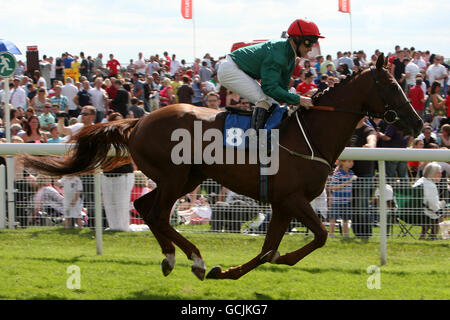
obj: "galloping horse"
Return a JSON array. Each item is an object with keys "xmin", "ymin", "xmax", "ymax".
[{"xmin": 23, "ymin": 54, "xmax": 422, "ymax": 280}]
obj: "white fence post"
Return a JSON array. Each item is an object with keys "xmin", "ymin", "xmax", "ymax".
[
  {"xmin": 0, "ymin": 165, "xmax": 6, "ymax": 229},
  {"xmin": 94, "ymin": 172, "xmax": 103, "ymax": 256},
  {"xmin": 378, "ymin": 160, "xmax": 387, "ymax": 266},
  {"xmin": 6, "ymin": 156, "xmax": 15, "ymax": 229}
]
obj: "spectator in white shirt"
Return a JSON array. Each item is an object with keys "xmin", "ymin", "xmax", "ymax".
[
  {"xmin": 146, "ymin": 56, "xmax": 160, "ymax": 77},
  {"xmin": 170, "ymin": 54, "xmax": 182, "ymax": 76},
  {"xmin": 61, "ymin": 77, "xmax": 80, "ymax": 118},
  {"xmin": 57, "ymin": 105, "xmax": 96, "ymax": 138},
  {"xmin": 404, "ymin": 58, "xmax": 420, "ymax": 91},
  {"xmin": 48, "ymin": 57, "xmax": 56, "ymax": 84},
  {"xmin": 0, "ymin": 83, "xmax": 4, "ymax": 105},
  {"xmin": 413, "ymin": 162, "xmax": 447, "ymax": 239},
  {"xmin": 134, "ymin": 52, "xmax": 146, "ymax": 75},
  {"xmin": 412, "ymin": 51, "xmax": 427, "ymax": 72},
  {"xmin": 33, "ymin": 70, "xmax": 47, "ymax": 90},
  {"xmin": 9, "ymin": 78, "xmax": 27, "ymax": 109},
  {"xmin": 426, "ymin": 55, "xmax": 448, "ymax": 87},
  {"xmin": 88, "ymin": 78, "xmax": 108, "ymax": 123}
]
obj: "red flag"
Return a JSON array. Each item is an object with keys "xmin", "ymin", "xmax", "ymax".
[
  {"xmin": 338, "ymin": 0, "xmax": 351, "ymax": 13},
  {"xmin": 181, "ymin": 0, "xmax": 192, "ymax": 19}
]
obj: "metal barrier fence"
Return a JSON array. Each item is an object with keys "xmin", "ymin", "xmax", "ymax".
[
  {"xmin": 1, "ymin": 145, "xmax": 450, "ymax": 264},
  {"xmin": 3, "ymin": 171, "xmax": 449, "ymax": 241}
]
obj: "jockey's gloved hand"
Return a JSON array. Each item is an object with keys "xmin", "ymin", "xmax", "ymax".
[{"xmin": 299, "ymin": 96, "xmax": 313, "ymax": 109}]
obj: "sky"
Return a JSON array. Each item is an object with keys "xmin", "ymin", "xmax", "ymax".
[{"xmin": 1, "ymin": 0, "xmax": 449, "ymax": 64}]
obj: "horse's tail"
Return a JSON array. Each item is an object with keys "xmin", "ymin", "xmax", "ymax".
[{"xmin": 22, "ymin": 119, "xmax": 140, "ymax": 176}]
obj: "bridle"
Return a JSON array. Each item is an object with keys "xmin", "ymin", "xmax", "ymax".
[
  {"xmin": 310, "ymin": 66, "xmax": 411, "ymax": 125},
  {"xmin": 278, "ymin": 66, "xmax": 412, "ymax": 168},
  {"xmin": 367, "ymin": 66, "xmax": 411, "ymax": 124}
]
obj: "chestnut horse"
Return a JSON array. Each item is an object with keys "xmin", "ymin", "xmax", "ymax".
[{"xmin": 23, "ymin": 54, "xmax": 422, "ymax": 280}]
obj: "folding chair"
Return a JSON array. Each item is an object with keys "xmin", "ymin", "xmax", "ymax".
[{"xmin": 393, "ymin": 183, "xmax": 426, "ymax": 239}]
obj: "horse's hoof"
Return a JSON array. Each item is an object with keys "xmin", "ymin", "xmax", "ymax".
[
  {"xmin": 161, "ymin": 258, "xmax": 174, "ymax": 277},
  {"xmin": 260, "ymin": 250, "xmax": 280, "ymax": 264},
  {"xmin": 191, "ymin": 265, "xmax": 206, "ymax": 281},
  {"xmin": 206, "ymin": 266, "xmax": 222, "ymax": 279},
  {"xmin": 190, "ymin": 253, "xmax": 206, "ymax": 280}
]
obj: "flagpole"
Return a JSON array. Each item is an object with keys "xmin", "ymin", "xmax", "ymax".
[
  {"xmin": 181, "ymin": 0, "xmax": 195, "ymax": 62},
  {"xmin": 338, "ymin": 0, "xmax": 352, "ymax": 54},
  {"xmin": 193, "ymin": 7, "xmax": 196, "ymax": 62},
  {"xmin": 349, "ymin": 12, "xmax": 353, "ymax": 54}
]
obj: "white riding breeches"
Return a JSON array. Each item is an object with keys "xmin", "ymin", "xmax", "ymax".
[{"xmin": 217, "ymin": 55, "xmax": 275, "ymax": 110}]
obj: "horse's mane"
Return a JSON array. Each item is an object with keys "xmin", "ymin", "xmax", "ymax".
[
  {"xmin": 311, "ymin": 68, "xmax": 364, "ymax": 105},
  {"xmin": 276, "ymin": 68, "xmax": 366, "ymax": 132}
]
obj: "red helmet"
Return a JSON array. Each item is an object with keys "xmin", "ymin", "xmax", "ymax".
[{"xmin": 287, "ymin": 19, "xmax": 325, "ymax": 38}]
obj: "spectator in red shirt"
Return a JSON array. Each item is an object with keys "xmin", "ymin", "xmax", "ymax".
[
  {"xmin": 292, "ymin": 57, "xmax": 303, "ymax": 78},
  {"xmin": 105, "ymin": 77, "xmax": 118, "ymax": 110},
  {"xmin": 106, "ymin": 54, "xmax": 121, "ymax": 77},
  {"xmin": 388, "ymin": 54, "xmax": 396, "ymax": 75},
  {"xmin": 163, "ymin": 51, "xmax": 171, "ymax": 70},
  {"xmin": 130, "ymin": 171, "xmax": 155, "ymax": 225},
  {"xmin": 408, "ymin": 138, "xmax": 425, "ymax": 178},
  {"xmin": 296, "ymin": 71, "xmax": 317, "ymax": 96},
  {"xmin": 409, "ymin": 78, "xmax": 427, "ymax": 119},
  {"xmin": 446, "ymin": 88, "xmax": 450, "ymax": 118}
]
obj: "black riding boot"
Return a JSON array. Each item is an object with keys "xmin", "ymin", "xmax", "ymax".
[{"xmin": 251, "ymin": 107, "xmax": 269, "ymax": 131}]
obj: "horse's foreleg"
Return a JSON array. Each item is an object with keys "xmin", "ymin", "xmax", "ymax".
[
  {"xmin": 274, "ymin": 197, "xmax": 328, "ymax": 266},
  {"xmin": 206, "ymin": 206, "xmax": 291, "ymax": 280}
]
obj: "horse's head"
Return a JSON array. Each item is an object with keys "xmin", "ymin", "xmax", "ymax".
[{"xmin": 365, "ymin": 53, "xmax": 423, "ymax": 137}]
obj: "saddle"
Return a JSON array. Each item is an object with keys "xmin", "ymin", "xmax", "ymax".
[
  {"xmin": 225, "ymin": 105, "xmax": 253, "ymax": 116},
  {"xmin": 223, "ymin": 104, "xmax": 287, "ymax": 148},
  {"xmin": 225, "ymin": 104, "xmax": 279, "ymax": 117},
  {"xmin": 223, "ymin": 104, "xmax": 287, "ymax": 204}
]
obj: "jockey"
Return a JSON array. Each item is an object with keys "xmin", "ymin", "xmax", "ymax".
[{"xmin": 218, "ymin": 19, "xmax": 325, "ymax": 131}]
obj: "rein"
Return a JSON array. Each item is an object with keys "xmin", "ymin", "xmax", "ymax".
[
  {"xmin": 278, "ymin": 143, "xmax": 332, "ymax": 169},
  {"xmin": 278, "ymin": 109, "xmax": 332, "ymax": 170}
]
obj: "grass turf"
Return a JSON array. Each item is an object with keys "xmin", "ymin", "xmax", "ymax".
[{"xmin": 0, "ymin": 227, "xmax": 448, "ymax": 300}]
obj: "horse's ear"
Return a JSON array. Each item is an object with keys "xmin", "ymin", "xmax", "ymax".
[{"xmin": 376, "ymin": 53, "xmax": 385, "ymax": 70}]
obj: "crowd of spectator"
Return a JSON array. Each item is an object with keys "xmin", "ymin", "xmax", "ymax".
[
  {"xmin": 0, "ymin": 44, "xmax": 448, "ymax": 235},
  {"xmin": 0, "ymin": 46, "xmax": 449, "ymax": 144}
]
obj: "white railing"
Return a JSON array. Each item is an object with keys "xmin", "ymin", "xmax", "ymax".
[
  {"xmin": 1, "ymin": 144, "xmax": 449, "ymax": 264},
  {"xmin": 1, "ymin": 144, "xmax": 449, "ymax": 160}
]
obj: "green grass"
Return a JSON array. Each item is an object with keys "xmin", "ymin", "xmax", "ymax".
[{"xmin": 0, "ymin": 227, "xmax": 448, "ymax": 300}]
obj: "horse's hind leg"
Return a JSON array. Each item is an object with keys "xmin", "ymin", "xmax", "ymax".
[
  {"xmin": 206, "ymin": 205, "xmax": 291, "ymax": 280},
  {"xmin": 148, "ymin": 179, "xmax": 208, "ymax": 280},
  {"xmin": 134, "ymin": 189, "xmax": 177, "ymax": 276},
  {"xmin": 273, "ymin": 197, "xmax": 328, "ymax": 266}
]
